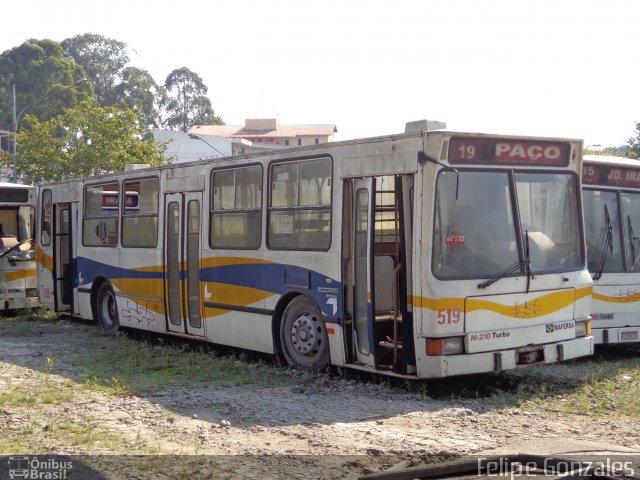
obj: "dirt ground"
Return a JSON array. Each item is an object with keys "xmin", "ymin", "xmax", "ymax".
[{"xmin": 1, "ymin": 318, "xmax": 639, "ymax": 479}]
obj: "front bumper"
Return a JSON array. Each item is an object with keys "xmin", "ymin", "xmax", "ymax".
[{"xmin": 416, "ymin": 335, "xmax": 594, "ymax": 378}]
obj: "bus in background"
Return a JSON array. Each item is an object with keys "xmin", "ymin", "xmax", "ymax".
[
  {"xmin": 0, "ymin": 182, "xmax": 37, "ymax": 311},
  {"xmin": 36, "ymin": 121, "xmax": 593, "ymax": 378},
  {"xmin": 582, "ymin": 154, "xmax": 640, "ymax": 345}
]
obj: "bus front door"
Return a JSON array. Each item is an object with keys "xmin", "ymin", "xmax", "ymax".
[
  {"xmin": 54, "ymin": 203, "xmax": 75, "ymax": 313},
  {"xmin": 164, "ymin": 192, "xmax": 204, "ymax": 337},
  {"xmin": 352, "ymin": 178, "xmax": 377, "ymax": 367}
]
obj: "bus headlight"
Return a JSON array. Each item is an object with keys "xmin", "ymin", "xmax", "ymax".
[
  {"xmin": 575, "ymin": 320, "xmax": 590, "ymax": 337},
  {"xmin": 426, "ymin": 337, "xmax": 464, "ymax": 356}
]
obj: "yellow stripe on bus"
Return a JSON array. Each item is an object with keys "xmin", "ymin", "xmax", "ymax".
[
  {"xmin": 4, "ymin": 270, "xmax": 36, "ymax": 282},
  {"xmin": 410, "ymin": 286, "xmax": 592, "ymax": 319},
  {"xmin": 36, "ymin": 247, "xmax": 53, "ymax": 274},
  {"xmin": 203, "ymin": 282, "xmax": 273, "ymax": 317},
  {"xmin": 409, "ymin": 296, "xmax": 465, "ymax": 311},
  {"xmin": 593, "ymin": 290, "xmax": 640, "ymax": 303},
  {"xmin": 200, "ymin": 257, "xmax": 275, "ymax": 268}
]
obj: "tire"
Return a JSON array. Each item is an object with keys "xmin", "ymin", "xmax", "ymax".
[
  {"xmin": 280, "ymin": 296, "xmax": 330, "ymax": 371},
  {"xmin": 96, "ymin": 282, "xmax": 119, "ymax": 335}
]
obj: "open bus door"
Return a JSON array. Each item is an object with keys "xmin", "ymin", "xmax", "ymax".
[
  {"xmin": 164, "ymin": 192, "xmax": 205, "ymax": 337},
  {"xmin": 352, "ymin": 178, "xmax": 377, "ymax": 367},
  {"xmin": 345, "ymin": 176, "xmax": 415, "ymax": 373},
  {"xmin": 54, "ymin": 203, "xmax": 75, "ymax": 313}
]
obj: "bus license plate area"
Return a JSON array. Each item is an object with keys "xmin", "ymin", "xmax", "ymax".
[{"xmin": 516, "ymin": 346, "xmax": 544, "ymax": 365}]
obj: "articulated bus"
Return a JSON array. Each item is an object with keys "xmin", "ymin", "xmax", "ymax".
[
  {"xmin": 582, "ymin": 154, "xmax": 640, "ymax": 345},
  {"xmin": 36, "ymin": 121, "xmax": 593, "ymax": 378},
  {"xmin": 0, "ymin": 182, "xmax": 37, "ymax": 311}
]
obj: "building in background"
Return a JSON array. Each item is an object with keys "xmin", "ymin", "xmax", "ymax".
[
  {"xmin": 155, "ymin": 119, "xmax": 337, "ymax": 164},
  {"xmin": 152, "ymin": 130, "xmax": 234, "ymax": 164},
  {"xmin": 189, "ymin": 118, "xmax": 337, "ymax": 149}
]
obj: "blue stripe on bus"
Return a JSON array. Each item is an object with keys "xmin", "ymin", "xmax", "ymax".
[
  {"xmin": 77, "ymin": 257, "xmax": 164, "ymax": 281},
  {"xmin": 75, "ymin": 257, "xmax": 344, "ymax": 322}
]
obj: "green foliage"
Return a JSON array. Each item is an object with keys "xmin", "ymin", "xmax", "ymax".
[
  {"xmin": 5, "ymin": 99, "xmax": 166, "ymax": 184},
  {"xmin": 113, "ymin": 67, "xmax": 168, "ymax": 128},
  {"xmin": 3, "ymin": 35, "xmax": 224, "ymax": 141},
  {"xmin": 164, "ymin": 67, "xmax": 224, "ymax": 132},
  {"xmin": 61, "ymin": 33, "xmax": 129, "ymax": 106},
  {"xmin": 82, "ymin": 335, "xmax": 278, "ymax": 392},
  {"xmin": 0, "ymin": 39, "xmax": 91, "ymax": 130},
  {"xmin": 628, "ymin": 121, "xmax": 640, "ymax": 159}
]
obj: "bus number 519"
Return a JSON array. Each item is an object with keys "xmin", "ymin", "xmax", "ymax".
[{"xmin": 437, "ymin": 308, "xmax": 461, "ymax": 325}]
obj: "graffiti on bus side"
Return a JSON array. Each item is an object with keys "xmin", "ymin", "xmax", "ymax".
[{"xmin": 120, "ymin": 300, "xmax": 155, "ymax": 325}]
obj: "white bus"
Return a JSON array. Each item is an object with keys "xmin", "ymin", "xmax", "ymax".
[
  {"xmin": 582, "ymin": 154, "xmax": 640, "ymax": 344},
  {"xmin": 36, "ymin": 121, "xmax": 593, "ymax": 378},
  {"xmin": 0, "ymin": 182, "xmax": 37, "ymax": 312}
]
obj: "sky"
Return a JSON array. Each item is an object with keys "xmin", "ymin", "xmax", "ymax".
[{"xmin": 2, "ymin": 0, "xmax": 639, "ymax": 148}]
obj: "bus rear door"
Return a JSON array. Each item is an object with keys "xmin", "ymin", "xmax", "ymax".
[{"xmin": 164, "ymin": 192, "xmax": 204, "ymax": 337}]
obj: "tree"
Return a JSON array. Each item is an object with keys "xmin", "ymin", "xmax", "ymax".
[
  {"xmin": 61, "ymin": 33, "xmax": 129, "ymax": 106},
  {"xmin": 628, "ymin": 122, "xmax": 640, "ymax": 159},
  {"xmin": 0, "ymin": 39, "xmax": 91, "ymax": 130},
  {"xmin": 164, "ymin": 67, "xmax": 223, "ymax": 132},
  {"xmin": 112, "ymin": 67, "xmax": 168, "ymax": 129},
  {"xmin": 5, "ymin": 99, "xmax": 166, "ymax": 184}
]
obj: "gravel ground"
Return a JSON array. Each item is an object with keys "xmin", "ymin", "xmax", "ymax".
[{"xmin": 1, "ymin": 318, "xmax": 639, "ymax": 479}]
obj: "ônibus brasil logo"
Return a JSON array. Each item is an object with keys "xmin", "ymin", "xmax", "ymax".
[{"xmin": 7, "ymin": 456, "xmax": 73, "ymax": 479}]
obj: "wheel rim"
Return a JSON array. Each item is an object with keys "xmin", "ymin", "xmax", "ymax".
[
  {"xmin": 289, "ymin": 313, "xmax": 321, "ymax": 356},
  {"xmin": 101, "ymin": 291, "xmax": 116, "ymax": 326}
]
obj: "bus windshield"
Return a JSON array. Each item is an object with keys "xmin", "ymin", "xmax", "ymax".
[
  {"xmin": 433, "ymin": 170, "xmax": 582, "ymax": 279},
  {"xmin": 0, "ymin": 205, "xmax": 34, "ymax": 256},
  {"xmin": 583, "ymin": 189, "xmax": 624, "ymax": 273}
]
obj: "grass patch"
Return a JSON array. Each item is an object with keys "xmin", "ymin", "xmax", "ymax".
[
  {"xmin": 0, "ymin": 385, "xmax": 73, "ymax": 408},
  {"xmin": 75, "ymin": 332, "xmax": 287, "ymax": 393},
  {"xmin": 1, "ymin": 310, "xmax": 287, "ymax": 393},
  {"xmin": 526, "ymin": 364, "xmax": 640, "ymax": 418},
  {"xmin": 0, "ymin": 309, "xmax": 61, "ymax": 336},
  {"xmin": 481, "ymin": 360, "xmax": 640, "ymax": 419},
  {"xmin": 49, "ymin": 420, "xmax": 120, "ymax": 449}
]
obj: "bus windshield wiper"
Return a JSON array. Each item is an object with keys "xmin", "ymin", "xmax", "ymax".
[
  {"xmin": 477, "ymin": 261, "xmax": 525, "ymax": 289},
  {"xmin": 593, "ymin": 204, "xmax": 614, "ymax": 280},
  {"xmin": 524, "ymin": 230, "xmax": 533, "ymax": 293},
  {"xmin": 627, "ymin": 214, "xmax": 640, "ymax": 269},
  {"xmin": 477, "ymin": 230, "xmax": 533, "ymax": 290}
]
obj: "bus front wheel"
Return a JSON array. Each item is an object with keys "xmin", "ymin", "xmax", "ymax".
[
  {"xmin": 280, "ymin": 296, "xmax": 329, "ymax": 371},
  {"xmin": 96, "ymin": 283, "xmax": 119, "ymax": 335}
]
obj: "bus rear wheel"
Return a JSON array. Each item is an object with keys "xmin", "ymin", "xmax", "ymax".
[
  {"xmin": 280, "ymin": 296, "xmax": 329, "ymax": 371},
  {"xmin": 96, "ymin": 283, "xmax": 119, "ymax": 335}
]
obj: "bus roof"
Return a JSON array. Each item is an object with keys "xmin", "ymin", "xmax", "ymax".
[
  {"xmin": 38, "ymin": 125, "xmax": 585, "ymax": 187},
  {"xmin": 584, "ymin": 154, "xmax": 640, "ymax": 168},
  {"xmin": 0, "ymin": 182, "xmax": 35, "ymax": 188}
]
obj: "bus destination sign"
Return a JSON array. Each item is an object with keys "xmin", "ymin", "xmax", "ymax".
[
  {"xmin": 448, "ymin": 137, "xmax": 570, "ymax": 166},
  {"xmin": 583, "ymin": 164, "xmax": 640, "ymax": 188}
]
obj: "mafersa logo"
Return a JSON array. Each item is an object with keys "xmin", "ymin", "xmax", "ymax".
[{"xmin": 545, "ymin": 321, "xmax": 575, "ymax": 334}]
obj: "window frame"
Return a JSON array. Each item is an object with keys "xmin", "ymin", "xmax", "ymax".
[
  {"xmin": 121, "ymin": 176, "xmax": 160, "ymax": 249},
  {"xmin": 82, "ymin": 181, "xmax": 121, "ymax": 248},
  {"xmin": 267, "ymin": 155, "xmax": 333, "ymax": 252},
  {"xmin": 40, "ymin": 189, "xmax": 52, "ymax": 246},
  {"xmin": 209, "ymin": 163, "xmax": 263, "ymax": 250}
]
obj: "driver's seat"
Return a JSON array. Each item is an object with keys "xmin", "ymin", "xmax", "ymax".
[{"xmin": 0, "ymin": 223, "xmax": 19, "ymax": 250}]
